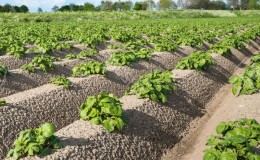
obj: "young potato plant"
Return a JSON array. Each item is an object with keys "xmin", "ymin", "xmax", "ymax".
[
  {"xmin": 80, "ymin": 93, "xmax": 125, "ymax": 132},
  {"xmin": 251, "ymin": 54, "xmax": 260, "ymax": 64},
  {"xmin": 134, "ymin": 48, "xmax": 153, "ymax": 59},
  {"xmin": 154, "ymin": 40, "xmax": 178, "ymax": 52},
  {"xmin": 229, "ymin": 63, "xmax": 260, "ymax": 96},
  {"xmin": 71, "ymin": 61, "xmax": 106, "ymax": 77},
  {"xmin": 0, "ymin": 63, "xmax": 9, "ymax": 76},
  {"xmin": 6, "ymin": 42, "xmax": 25, "ymax": 58},
  {"xmin": 76, "ymin": 49, "xmax": 98, "ymax": 58},
  {"xmin": 106, "ymin": 50, "xmax": 137, "ymax": 66},
  {"xmin": 175, "ymin": 51, "xmax": 214, "ymax": 73},
  {"xmin": 7, "ymin": 122, "xmax": 62, "ymax": 160},
  {"xmin": 106, "ymin": 49, "xmax": 152, "ymax": 66},
  {"xmin": 124, "ymin": 39, "xmax": 148, "ymax": 50},
  {"xmin": 50, "ymin": 75, "xmax": 72, "ymax": 89},
  {"xmin": 21, "ymin": 55, "xmax": 55, "ymax": 73},
  {"xmin": 0, "ymin": 98, "xmax": 6, "ymax": 106},
  {"xmin": 65, "ymin": 53, "xmax": 77, "ymax": 59},
  {"xmin": 208, "ymin": 41, "xmax": 232, "ymax": 55},
  {"xmin": 107, "ymin": 44, "xmax": 122, "ymax": 50},
  {"xmin": 176, "ymin": 35, "xmax": 203, "ymax": 47},
  {"xmin": 203, "ymin": 118, "xmax": 260, "ymax": 160},
  {"xmin": 126, "ymin": 70, "xmax": 176, "ymax": 104}
]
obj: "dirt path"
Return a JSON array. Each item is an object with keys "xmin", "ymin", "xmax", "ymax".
[{"xmin": 162, "ymin": 64, "xmax": 260, "ymax": 160}]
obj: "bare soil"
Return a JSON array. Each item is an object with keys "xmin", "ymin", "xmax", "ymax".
[{"xmin": 162, "ymin": 60, "xmax": 260, "ymax": 160}]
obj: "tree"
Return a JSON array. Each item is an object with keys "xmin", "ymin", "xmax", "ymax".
[
  {"xmin": 112, "ymin": 1, "xmax": 121, "ymax": 10},
  {"xmin": 2, "ymin": 4, "xmax": 13, "ymax": 12},
  {"xmin": 158, "ymin": 0, "xmax": 177, "ymax": 10},
  {"xmin": 59, "ymin": 5, "xmax": 70, "ymax": 11},
  {"xmin": 13, "ymin": 6, "xmax": 20, "ymax": 12},
  {"xmin": 248, "ymin": 0, "xmax": 260, "ymax": 9},
  {"xmin": 133, "ymin": 1, "xmax": 148, "ymax": 10},
  {"xmin": 177, "ymin": 0, "xmax": 189, "ymax": 9},
  {"xmin": 228, "ymin": 0, "xmax": 239, "ymax": 9},
  {"xmin": 239, "ymin": 0, "xmax": 249, "ymax": 9},
  {"xmin": 186, "ymin": 0, "xmax": 210, "ymax": 9},
  {"xmin": 146, "ymin": 0, "xmax": 156, "ymax": 10},
  {"xmin": 69, "ymin": 3, "xmax": 78, "ymax": 11},
  {"xmin": 52, "ymin": 5, "xmax": 59, "ymax": 12},
  {"xmin": 208, "ymin": 0, "xmax": 227, "ymax": 9},
  {"xmin": 101, "ymin": 0, "xmax": 113, "ymax": 11},
  {"xmin": 84, "ymin": 2, "xmax": 96, "ymax": 11},
  {"xmin": 19, "ymin": 5, "xmax": 29, "ymax": 12},
  {"xmin": 37, "ymin": 7, "xmax": 43, "ymax": 13},
  {"xmin": 121, "ymin": 1, "xmax": 132, "ymax": 10}
]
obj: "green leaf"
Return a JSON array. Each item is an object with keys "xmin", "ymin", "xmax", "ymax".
[
  {"xmin": 232, "ymin": 83, "xmax": 241, "ymax": 95},
  {"xmin": 229, "ymin": 135, "xmax": 246, "ymax": 145},
  {"xmin": 40, "ymin": 122, "xmax": 56, "ymax": 138},
  {"xmin": 216, "ymin": 122, "xmax": 229, "ymax": 134},
  {"xmin": 219, "ymin": 150, "xmax": 237, "ymax": 160},
  {"xmin": 90, "ymin": 117, "xmax": 101, "ymax": 125},
  {"xmin": 103, "ymin": 119, "xmax": 115, "ymax": 132}
]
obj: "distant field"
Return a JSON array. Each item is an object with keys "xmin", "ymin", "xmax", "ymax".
[{"xmin": 0, "ymin": 10, "xmax": 260, "ymax": 22}]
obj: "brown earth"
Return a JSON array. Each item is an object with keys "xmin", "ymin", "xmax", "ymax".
[{"xmin": 162, "ymin": 59, "xmax": 260, "ymax": 160}]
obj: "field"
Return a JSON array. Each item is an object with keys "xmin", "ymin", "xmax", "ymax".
[{"xmin": 1, "ymin": 11, "xmax": 260, "ymax": 160}]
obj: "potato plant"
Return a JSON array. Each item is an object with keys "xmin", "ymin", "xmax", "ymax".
[
  {"xmin": 0, "ymin": 98, "xmax": 6, "ymax": 106},
  {"xmin": 21, "ymin": 55, "xmax": 55, "ymax": 73},
  {"xmin": 229, "ymin": 63, "xmax": 260, "ymax": 96},
  {"xmin": 80, "ymin": 93, "xmax": 125, "ymax": 132},
  {"xmin": 106, "ymin": 49, "xmax": 152, "ymax": 66},
  {"xmin": 71, "ymin": 61, "xmax": 106, "ymax": 77},
  {"xmin": 176, "ymin": 51, "xmax": 214, "ymax": 73},
  {"xmin": 50, "ymin": 75, "xmax": 72, "ymax": 89},
  {"xmin": 203, "ymin": 118, "xmax": 260, "ymax": 160},
  {"xmin": 7, "ymin": 123, "xmax": 62, "ymax": 159},
  {"xmin": 126, "ymin": 70, "xmax": 176, "ymax": 104},
  {"xmin": 0, "ymin": 63, "xmax": 9, "ymax": 76}
]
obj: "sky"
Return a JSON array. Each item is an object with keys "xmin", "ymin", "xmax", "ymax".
[{"xmin": 0, "ymin": 0, "xmax": 145, "ymax": 12}]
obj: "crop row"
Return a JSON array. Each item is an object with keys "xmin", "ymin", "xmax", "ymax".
[
  {"xmin": 0, "ymin": 23, "xmax": 259, "ymax": 100},
  {"xmin": 1, "ymin": 18, "xmax": 260, "ymax": 159},
  {"xmin": 0, "ymin": 19, "xmax": 255, "ymax": 60},
  {"xmin": 1, "ymin": 34, "xmax": 258, "ymax": 159}
]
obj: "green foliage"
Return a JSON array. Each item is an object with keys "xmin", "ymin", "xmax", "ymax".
[
  {"xmin": 208, "ymin": 41, "xmax": 232, "ymax": 55},
  {"xmin": 154, "ymin": 40, "xmax": 178, "ymax": 52},
  {"xmin": 80, "ymin": 93, "xmax": 125, "ymax": 132},
  {"xmin": 7, "ymin": 122, "xmax": 62, "ymax": 159},
  {"xmin": 6, "ymin": 42, "xmax": 25, "ymax": 58},
  {"xmin": 135, "ymin": 48, "xmax": 153, "ymax": 59},
  {"xmin": 203, "ymin": 118, "xmax": 260, "ymax": 160},
  {"xmin": 107, "ymin": 44, "xmax": 122, "ymax": 49},
  {"xmin": 126, "ymin": 70, "xmax": 176, "ymax": 104},
  {"xmin": 76, "ymin": 49, "xmax": 98, "ymax": 58},
  {"xmin": 71, "ymin": 61, "xmax": 106, "ymax": 77},
  {"xmin": 0, "ymin": 63, "xmax": 9, "ymax": 76},
  {"xmin": 229, "ymin": 63, "xmax": 260, "ymax": 96},
  {"xmin": 106, "ymin": 50, "xmax": 136, "ymax": 66},
  {"xmin": 50, "ymin": 75, "xmax": 72, "ymax": 89},
  {"xmin": 106, "ymin": 49, "xmax": 152, "ymax": 66},
  {"xmin": 0, "ymin": 98, "xmax": 6, "ymax": 106},
  {"xmin": 251, "ymin": 54, "xmax": 260, "ymax": 64},
  {"xmin": 21, "ymin": 55, "xmax": 55, "ymax": 73},
  {"xmin": 65, "ymin": 53, "xmax": 77, "ymax": 59},
  {"xmin": 175, "ymin": 51, "xmax": 214, "ymax": 73}
]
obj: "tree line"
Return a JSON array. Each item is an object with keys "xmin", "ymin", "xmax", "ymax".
[
  {"xmin": 0, "ymin": 0, "xmax": 260, "ymax": 13},
  {"xmin": 53, "ymin": 0, "xmax": 260, "ymax": 11},
  {"xmin": 0, "ymin": 4, "xmax": 29, "ymax": 12}
]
